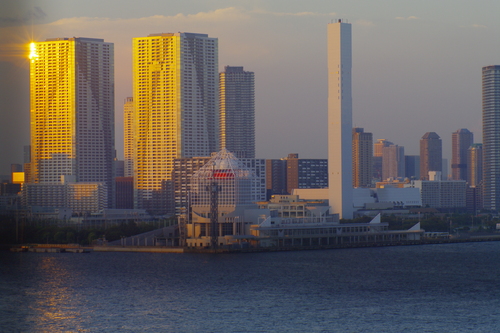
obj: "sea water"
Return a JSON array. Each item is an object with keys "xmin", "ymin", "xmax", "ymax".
[{"xmin": 2, "ymin": 242, "xmax": 500, "ymax": 332}]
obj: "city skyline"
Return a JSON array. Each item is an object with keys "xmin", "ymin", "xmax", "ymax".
[{"xmin": 1, "ymin": 1, "xmax": 498, "ymax": 174}]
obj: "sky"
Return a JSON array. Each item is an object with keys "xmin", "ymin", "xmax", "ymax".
[{"xmin": 1, "ymin": 0, "xmax": 500, "ymax": 175}]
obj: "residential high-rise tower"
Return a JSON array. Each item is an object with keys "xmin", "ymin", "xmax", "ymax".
[
  {"xmin": 328, "ymin": 20, "xmax": 353, "ymax": 219},
  {"xmin": 219, "ymin": 66, "xmax": 255, "ymax": 158},
  {"xmin": 468, "ymin": 143, "xmax": 483, "ymax": 188},
  {"xmin": 29, "ymin": 37, "xmax": 114, "ymax": 205},
  {"xmin": 420, "ymin": 132, "xmax": 442, "ymax": 180},
  {"xmin": 132, "ymin": 33, "xmax": 218, "ymax": 212},
  {"xmin": 382, "ymin": 144, "xmax": 405, "ymax": 180},
  {"xmin": 352, "ymin": 128, "xmax": 372, "ymax": 187},
  {"xmin": 373, "ymin": 139, "xmax": 392, "ymax": 180},
  {"xmin": 451, "ymin": 128, "xmax": 473, "ymax": 181},
  {"xmin": 124, "ymin": 97, "xmax": 134, "ymax": 178},
  {"xmin": 482, "ymin": 65, "xmax": 500, "ymax": 211}
]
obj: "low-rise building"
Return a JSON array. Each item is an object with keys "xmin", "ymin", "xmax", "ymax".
[
  {"xmin": 406, "ymin": 177, "xmax": 466, "ymax": 209},
  {"xmin": 22, "ymin": 181, "xmax": 107, "ymax": 215}
]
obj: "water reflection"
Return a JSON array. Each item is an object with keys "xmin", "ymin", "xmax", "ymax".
[{"xmin": 18, "ymin": 255, "xmax": 87, "ymax": 332}]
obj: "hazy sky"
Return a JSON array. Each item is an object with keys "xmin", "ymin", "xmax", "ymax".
[{"xmin": 2, "ymin": 0, "xmax": 499, "ymax": 175}]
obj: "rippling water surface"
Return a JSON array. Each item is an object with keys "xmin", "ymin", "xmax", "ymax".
[{"xmin": 2, "ymin": 242, "xmax": 500, "ymax": 332}]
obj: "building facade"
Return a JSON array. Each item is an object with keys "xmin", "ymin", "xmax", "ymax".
[
  {"xmin": 328, "ymin": 20, "xmax": 353, "ymax": 219},
  {"xmin": 115, "ymin": 177, "xmax": 134, "ymax": 209},
  {"xmin": 407, "ymin": 180, "xmax": 466, "ymax": 209},
  {"xmin": 373, "ymin": 139, "xmax": 392, "ymax": 180},
  {"xmin": 132, "ymin": 32, "xmax": 218, "ymax": 212},
  {"xmin": 468, "ymin": 143, "xmax": 483, "ymax": 187},
  {"xmin": 451, "ymin": 128, "xmax": 473, "ymax": 181},
  {"xmin": 420, "ymin": 132, "xmax": 442, "ymax": 180},
  {"xmin": 352, "ymin": 128, "xmax": 373, "ymax": 187},
  {"xmin": 466, "ymin": 185, "xmax": 483, "ymax": 213},
  {"xmin": 266, "ymin": 154, "xmax": 328, "ymax": 197},
  {"xmin": 382, "ymin": 144, "xmax": 405, "ymax": 180},
  {"xmin": 22, "ymin": 182, "xmax": 108, "ymax": 215},
  {"xmin": 265, "ymin": 159, "xmax": 288, "ymax": 197},
  {"xmin": 29, "ymin": 37, "xmax": 115, "ymax": 206},
  {"xmin": 219, "ymin": 66, "xmax": 255, "ymax": 159},
  {"xmin": 123, "ymin": 97, "xmax": 134, "ymax": 178},
  {"xmin": 482, "ymin": 65, "xmax": 500, "ymax": 211},
  {"xmin": 405, "ymin": 155, "xmax": 420, "ymax": 179}
]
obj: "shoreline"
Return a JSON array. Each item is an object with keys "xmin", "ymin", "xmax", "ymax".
[{"xmin": 6, "ymin": 234, "xmax": 500, "ymax": 254}]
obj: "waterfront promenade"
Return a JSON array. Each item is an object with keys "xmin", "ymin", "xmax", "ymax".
[{"xmin": 8, "ymin": 233, "xmax": 500, "ymax": 254}]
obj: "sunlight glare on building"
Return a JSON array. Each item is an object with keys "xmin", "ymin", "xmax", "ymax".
[
  {"xmin": 132, "ymin": 32, "xmax": 218, "ymax": 213},
  {"xmin": 29, "ymin": 37, "xmax": 114, "ymax": 207}
]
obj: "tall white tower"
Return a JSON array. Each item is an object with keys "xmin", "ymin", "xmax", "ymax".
[{"xmin": 328, "ymin": 20, "xmax": 353, "ymax": 219}]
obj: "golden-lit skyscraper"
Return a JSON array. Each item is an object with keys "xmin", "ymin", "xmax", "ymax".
[
  {"xmin": 468, "ymin": 143, "xmax": 483, "ymax": 187},
  {"xmin": 29, "ymin": 37, "xmax": 114, "ymax": 204},
  {"xmin": 132, "ymin": 33, "xmax": 218, "ymax": 211}
]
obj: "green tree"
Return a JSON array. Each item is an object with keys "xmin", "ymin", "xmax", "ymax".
[
  {"xmin": 54, "ymin": 231, "xmax": 66, "ymax": 243},
  {"xmin": 66, "ymin": 231, "xmax": 75, "ymax": 244},
  {"xmin": 88, "ymin": 232, "xmax": 97, "ymax": 245}
]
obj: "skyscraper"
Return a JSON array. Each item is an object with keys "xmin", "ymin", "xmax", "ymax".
[
  {"xmin": 420, "ymin": 132, "xmax": 442, "ymax": 180},
  {"xmin": 29, "ymin": 37, "xmax": 114, "ymax": 205},
  {"xmin": 468, "ymin": 143, "xmax": 483, "ymax": 188},
  {"xmin": 132, "ymin": 33, "xmax": 218, "ymax": 211},
  {"xmin": 219, "ymin": 66, "xmax": 255, "ymax": 158},
  {"xmin": 352, "ymin": 128, "xmax": 373, "ymax": 187},
  {"xmin": 123, "ymin": 97, "xmax": 134, "ymax": 178},
  {"xmin": 405, "ymin": 155, "xmax": 420, "ymax": 179},
  {"xmin": 373, "ymin": 139, "xmax": 392, "ymax": 180},
  {"xmin": 482, "ymin": 65, "xmax": 500, "ymax": 211},
  {"xmin": 265, "ymin": 159, "xmax": 288, "ymax": 197},
  {"xmin": 451, "ymin": 128, "xmax": 473, "ymax": 181},
  {"xmin": 328, "ymin": 20, "xmax": 353, "ymax": 219},
  {"xmin": 382, "ymin": 144, "xmax": 405, "ymax": 180}
]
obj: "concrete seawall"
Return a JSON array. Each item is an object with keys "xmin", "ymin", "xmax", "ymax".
[
  {"xmin": 94, "ymin": 246, "xmax": 184, "ymax": 253},
  {"xmin": 94, "ymin": 235, "xmax": 500, "ymax": 254}
]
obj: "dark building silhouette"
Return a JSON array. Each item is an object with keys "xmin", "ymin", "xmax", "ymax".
[
  {"xmin": 420, "ymin": 132, "xmax": 442, "ymax": 180},
  {"xmin": 452, "ymin": 129, "xmax": 473, "ymax": 181},
  {"xmin": 405, "ymin": 155, "xmax": 420, "ymax": 179},
  {"xmin": 115, "ymin": 177, "xmax": 134, "ymax": 209},
  {"xmin": 352, "ymin": 128, "xmax": 373, "ymax": 187}
]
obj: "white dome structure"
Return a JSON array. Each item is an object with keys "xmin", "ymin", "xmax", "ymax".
[{"xmin": 190, "ymin": 148, "xmax": 256, "ymax": 207}]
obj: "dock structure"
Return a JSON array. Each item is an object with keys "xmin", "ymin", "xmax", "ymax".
[
  {"xmin": 249, "ymin": 214, "xmax": 423, "ymax": 249},
  {"xmin": 10, "ymin": 244, "xmax": 91, "ymax": 253}
]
